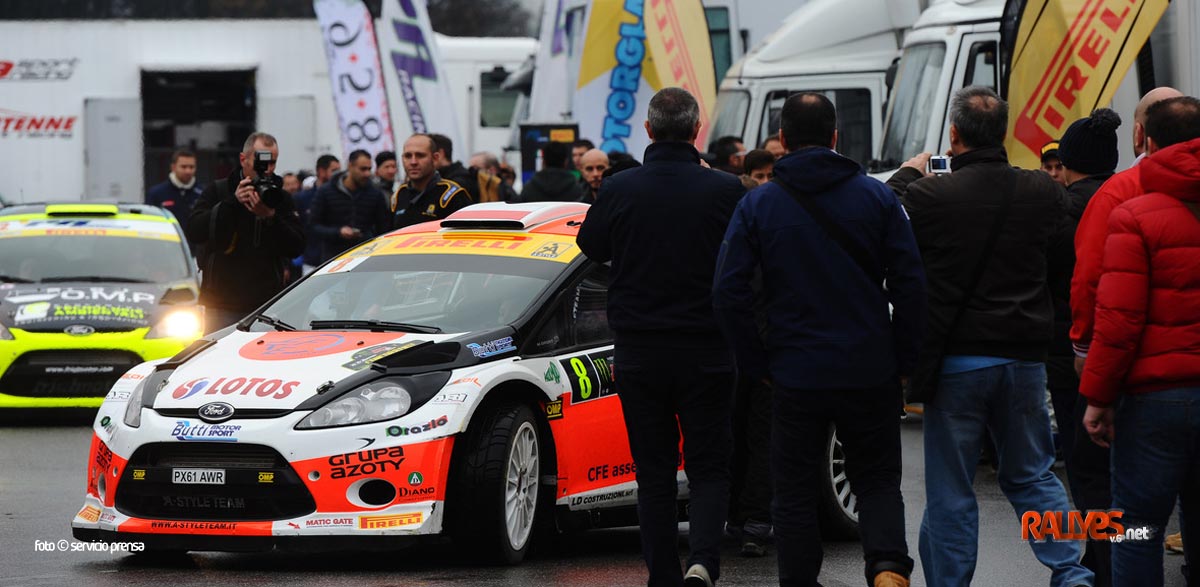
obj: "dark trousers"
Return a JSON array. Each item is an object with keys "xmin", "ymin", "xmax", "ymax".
[
  {"xmin": 772, "ymin": 382, "xmax": 913, "ymax": 587},
  {"xmin": 205, "ymin": 306, "xmax": 249, "ymax": 334},
  {"xmin": 616, "ymin": 347, "xmax": 734, "ymax": 587},
  {"xmin": 1068, "ymin": 393, "xmax": 1113, "ymax": 587},
  {"xmin": 730, "ymin": 377, "xmax": 773, "ymax": 534}
]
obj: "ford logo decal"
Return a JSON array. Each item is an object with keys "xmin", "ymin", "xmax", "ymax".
[
  {"xmin": 198, "ymin": 402, "xmax": 235, "ymax": 423},
  {"xmin": 64, "ymin": 324, "xmax": 95, "ymax": 336}
]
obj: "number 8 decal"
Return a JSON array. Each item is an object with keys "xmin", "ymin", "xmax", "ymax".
[{"xmin": 570, "ymin": 357, "xmax": 592, "ymax": 399}]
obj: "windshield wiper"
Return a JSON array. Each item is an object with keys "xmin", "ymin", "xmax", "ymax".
[
  {"xmin": 251, "ymin": 313, "xmax": 296, "ymax": 332},
  {"xmin": 309, "ymin": 319, "xmax": 443, "ymax": 334},
  {"xmin": 0, "ymin": 274, "xmax": 36, "ymax": 283},
  {"xmin": 39, "ymin": 276, "xmax": 154, "ymax": 283}
]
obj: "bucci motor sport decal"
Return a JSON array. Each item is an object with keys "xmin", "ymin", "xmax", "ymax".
[{"xmin": 239, "ymin": 331, "xmax": 407, "ymax": 361}]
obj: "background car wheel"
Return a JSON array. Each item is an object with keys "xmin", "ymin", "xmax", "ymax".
[
  {"xmin": 819, "ymin": 424, "xmax": 860, "ymax": 540},
  {"xmin": 450, "ymin": 402, "xmax": 543, "ymax": 564}
]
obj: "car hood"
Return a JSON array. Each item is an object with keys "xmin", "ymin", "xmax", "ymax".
[
  {"xmin": 1, "ymin": 282, "xmax": 190, "ymax": 332},
  {"xmin": 151, "ymin": 330, "xmax": 461, "ymax": 411}
]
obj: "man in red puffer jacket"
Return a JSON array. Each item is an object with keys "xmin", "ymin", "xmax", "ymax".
[{"xmin": 1080, "ymin": 97, "xmax": 1200, "ymax": 587}]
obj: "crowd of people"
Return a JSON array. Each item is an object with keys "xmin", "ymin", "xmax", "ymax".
[{"xmin": 141, "ymin": 83, "xmax": 1199, "ymax": 587}]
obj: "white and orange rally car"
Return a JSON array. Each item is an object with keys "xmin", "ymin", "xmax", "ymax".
[{"xmin": 72, "ymin": 202, "xmax": 858, "ymax": 563}]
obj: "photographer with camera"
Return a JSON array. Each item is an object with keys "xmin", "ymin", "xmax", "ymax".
[{"xmin": 188, "ymin": 132, "xmax": 305, "ymax": 333}]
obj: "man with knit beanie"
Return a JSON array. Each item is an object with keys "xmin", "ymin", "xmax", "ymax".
[{"xmin": 1049, "ymin": 107, "xmax": 1121, "ymax": 587}]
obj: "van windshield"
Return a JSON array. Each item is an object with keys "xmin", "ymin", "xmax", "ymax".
[
  {"xmin": 710, "ymin": 90, "xmax": 751, "ymax": 143},
  {"xmin": 878, "ymin": 43, "xmax": 947, "ymax": 169}
]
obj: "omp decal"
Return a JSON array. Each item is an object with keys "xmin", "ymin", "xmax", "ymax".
[
  {"xmin": 239, "ymin": 332, "xmax": 405, "ymax": 361},
  {"xmin": 466, "ymin": 337, "xmax": 515, "ymax": 358},
  {"xmin": 545, "ymin": 399, "xmax": 563, "ymax": 420},
  {"xmin": 6, "ymin": 287, "xmax": 156, "ymax": 304},
  {"xmin": 560, "ymin": 349, "xmax": 616, "ymax": 405},
  {"xmin": 359, "ymin": 512, "xmax": 423, "ymax": 529},
  {"xmin": 171, "ymin": 377, "xmax": 300, "ymax": 400}
]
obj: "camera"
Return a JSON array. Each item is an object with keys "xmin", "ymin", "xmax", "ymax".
[
  {"xmin": 928, "ymin": 155, "xmax": 952, "ymax": 175},
  {"xmin": 251, "ymin": 149, "xmax": 283, "ymax": 208}
]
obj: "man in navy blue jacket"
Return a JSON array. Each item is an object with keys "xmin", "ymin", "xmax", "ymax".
[
  {"xmin": 713, "ymin": 93, "xmax": 925, "ymax": 587},
  {"xmin": 578, "ymin": 87, "xmax": 745, "ymax": 587}
]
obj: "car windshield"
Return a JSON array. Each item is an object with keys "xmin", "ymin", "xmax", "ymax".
[
  {"xmin": 709, "ymin": 89, "xmax": 751, "ymax": 142},
  {"xmin": 878, "ymin": 43, "xmax": 947, "ymax": 169},
  {"xmin": 0, "ymin": 232, "xmax": 191, "ymax": 283},
  {"xmin": 254, "ymin": 254, "xmax": 561, "ymax": 334}
]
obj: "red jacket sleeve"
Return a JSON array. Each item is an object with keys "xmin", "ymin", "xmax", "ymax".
[
  {"xmin": 1079, "ymin": 205, "xmax": 1149, "ymax": 406},
  {"xmin": 1070, "ymin": 179, "xmax": 1127, "ymax": 356}
]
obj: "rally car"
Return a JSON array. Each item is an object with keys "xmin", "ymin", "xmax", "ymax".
[
  {"xmin": 72, "ymin": 202, "xmax": 858, "ymax": 562},
  {"xmin": 1, "ymin": 203, "xmax": 203, "ymax": 410}
]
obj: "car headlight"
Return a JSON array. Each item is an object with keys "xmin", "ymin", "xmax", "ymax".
[
  {"xmin": 0, "ymin": 323, "xmax": 12, "ymax": 341},
  {"xmin": 295, "ymin": 372, "xmax": 451, "ymax": 430},
  {"xmin": 147, "ymin": 308, "xmax": 204, "ymax": 340},
  {"xmin": 123, "ymin": 377, "xmax": 148, "ymax": 428}
]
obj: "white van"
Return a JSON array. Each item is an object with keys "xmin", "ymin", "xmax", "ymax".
[
  {"xmin": 871, "ymin": 0, "xmax": 1200, "ymax": 178},
  {"xmin": 709, "ymin": 0, "xmax": 923, "ymax": 166}
]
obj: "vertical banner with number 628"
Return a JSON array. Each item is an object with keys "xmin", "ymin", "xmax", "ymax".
[
  {"xmin": 378, "ymin": 0, "xmax": 463, "ymax": 152},
  {"xmin": 314, "ymin": 0, "xmax": 395, "ymax": 157}
]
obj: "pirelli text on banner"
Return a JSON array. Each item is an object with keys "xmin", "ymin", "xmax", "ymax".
[{"xmin": 1004, "ymin": 0, "xmax": 1168, "ymax": 169}]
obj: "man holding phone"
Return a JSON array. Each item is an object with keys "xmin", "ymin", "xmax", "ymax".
[
  {"xmin": 310, "ymin": 148, "xmax": 391, "ymax": 263},
  {"xmin": 188, "ymin": 132, "xmax": 305, "ymax": 332}
]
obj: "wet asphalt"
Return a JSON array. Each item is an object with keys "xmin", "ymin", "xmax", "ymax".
[{"xmin": 0, "ymin": 417, "xmax": 1187, "ymax": 587}]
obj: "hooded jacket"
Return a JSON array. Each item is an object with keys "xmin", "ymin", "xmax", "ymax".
[
  {"xmin": 518, "ymin": 167, "xmax": 585, "ymax": 203},
  {"xmin": 187, "ymin": 169, "xmax": 306, "ymax": 312},
  {"xmin": 713, "ymin": 147, "xmax": 925, "ymax": 388},
  {"xmin": 310, "ymin": 170, "xmax": 391, "ymax": 263},
  {"xmin": 1080, "ymin": 138, "xmax": 1200, "ymax": 405}
]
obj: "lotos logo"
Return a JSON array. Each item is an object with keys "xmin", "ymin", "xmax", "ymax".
[
  {"xmin": 1021, "ymin": 510, "xmax": 1126, "ymax": 542},
  {"xmin": 171, "ymin": 377, "xmax": 300, "ymax": 400}
]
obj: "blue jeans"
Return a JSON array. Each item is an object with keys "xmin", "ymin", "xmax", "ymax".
[
  {"xmin": 919, "ymin": 361, "xmax": 1094, "ymax": 587},
  {"xmin": 1110, "ymin": 387, "xmax": 1200, "ymax": 587}
]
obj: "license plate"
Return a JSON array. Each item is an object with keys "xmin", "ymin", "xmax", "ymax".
[{"xmin": 172, "ymin": 468, "xmax": 225, "ymax": 485}]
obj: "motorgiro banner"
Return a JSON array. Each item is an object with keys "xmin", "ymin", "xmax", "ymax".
[
  {"xmin": 378, "ymin": 0, "xmax": 463, "ymax": 153},
  {"xmin": 1004, "ymin": 0, "xmax": 1168, "ymax": 170},
  {"xmin": 573, "ymin": 0, "xmax": 717, "ymax": 156},
  {"xmin": 314, "ymin": 0, "xmax": 395, "ymax": 157}
]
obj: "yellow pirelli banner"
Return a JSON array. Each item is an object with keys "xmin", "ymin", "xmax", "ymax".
[
  {"xmin": 574, "ymin": 0, "xmax": 717, "ymax": 156},
  {"xmin": 1006, "ymin": 0, "xmax": 1168, "ymax": 170}
]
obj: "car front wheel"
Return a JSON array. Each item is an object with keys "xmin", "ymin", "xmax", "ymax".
[
  {"xmin": 820, "ymin": 425, "xmax": 860, "ymax": 540},
  {"xmin": 450, "ymin": 402, "xmax": 542, "ymax": 564}
]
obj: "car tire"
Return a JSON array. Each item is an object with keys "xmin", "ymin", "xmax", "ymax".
[
  {"xmin": 449, "ymin": 402, "xmax": 543, "ymax": 564},
  {"xmin": 819, "ymin": 424, "xmax": 860, "ymax": 541}
]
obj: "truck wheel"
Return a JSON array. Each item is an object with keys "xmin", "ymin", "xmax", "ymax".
[
  {"xmin": 820, "ymin": 424, "xmax": 860, "ymax": 541},
  {"xmin": 450, "ymin": 402, "xmax": 542, "ymax": 564}
]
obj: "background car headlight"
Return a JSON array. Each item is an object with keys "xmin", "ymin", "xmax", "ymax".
[
  {"xmin": 147, "ymin": 308, "xmax": 204, "ymax": 340},
  {"xmin": 0, "ymin": 323, "xmax": 12, "ymax": 341},
  {"xmin": 296, "ymin": 381, "xmax": 413, "ymax": 430},
  {"xmin": 123, "ymin": 377, "xmax": 148, "ymax": 428}
]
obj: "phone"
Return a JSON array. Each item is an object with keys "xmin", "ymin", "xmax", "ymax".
[{"xmin": 928, "ymin": 155, "xmax": 951, "ymax": 174}]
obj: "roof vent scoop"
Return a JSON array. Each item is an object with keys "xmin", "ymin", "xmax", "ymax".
[{"xmin": 440, "ymin": 202, "xmax": 590, "ymax": 230}]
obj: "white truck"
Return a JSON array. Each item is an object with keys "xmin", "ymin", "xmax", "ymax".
[
  {"xmin": 708, "ymin": 0, "xmax": 926, "ymax": 167},
  {"xmin": 0, "ymin": 17, "xmax": 533, "ymax": 203},
  {"xmin": 871, "ymin": 0, "xmax": 1200, "ymax": 177}
]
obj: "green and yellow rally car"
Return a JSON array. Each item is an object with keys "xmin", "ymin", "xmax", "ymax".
[{"xmin": 0, "ymin": 203, "xmax": 203, "ymax": 409}]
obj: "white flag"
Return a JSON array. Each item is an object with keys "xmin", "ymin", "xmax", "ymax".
[
  {"xmin": 314, "ymin": 0, "xmax": 395, "ymax": 157},
  {"xmin": 528, "ymin": 0, "xmax": 572, "ymax": 122},
  {"xmin": 378, "ymin": 0, "xmax": 463, "ymax": 152}
]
